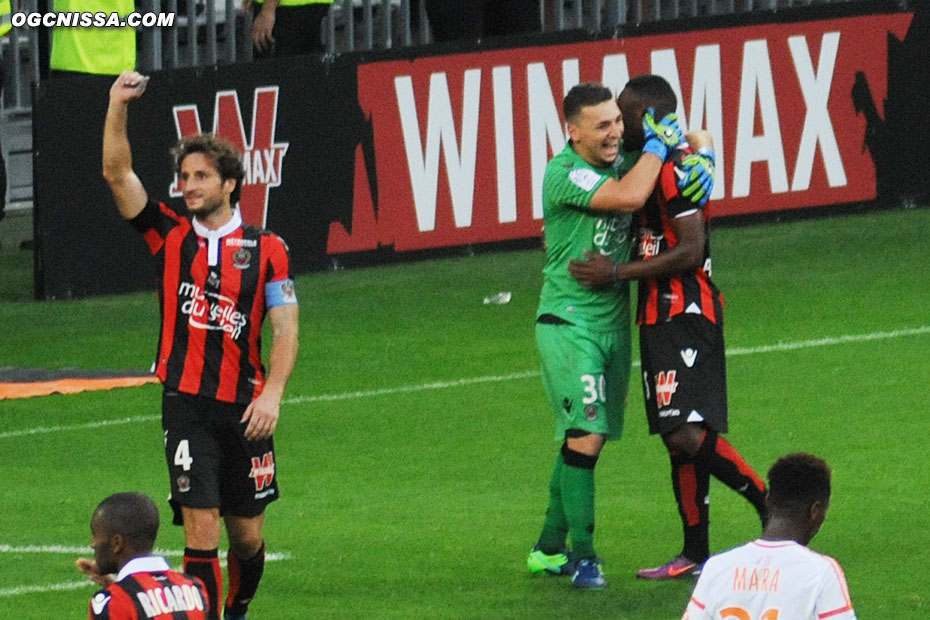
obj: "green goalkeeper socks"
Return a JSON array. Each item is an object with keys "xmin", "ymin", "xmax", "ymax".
[
  {"xmin": 561, "ymin": 458, "xmax": 597, "ymax": 559},
  {"xmin": 536, "ymin": 452, "xmax": 569, "ymax": 552}
]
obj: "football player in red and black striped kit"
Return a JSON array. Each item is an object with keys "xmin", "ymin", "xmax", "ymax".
[
  {"xmin": 77, "ymin": 492, "xmax": 209, "ymax": 620},
  {"xmin": 570, "ymin": 75, "xmax": 767, "ymax": 580},
  {"xmin": 103, "ymin": 71, "xmax": 299, "ymax": 620}
]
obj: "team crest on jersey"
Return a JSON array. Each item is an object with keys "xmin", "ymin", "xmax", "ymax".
[
  {"xmin": 585, "ymin": 404, "xmax": 599, "ymax": 421},
  {"xmin": 233, "ymin": 249, "xmax": 251, "ymax": 270},
  {"xmin": 250, "ymin": 452, "xmax": 275, "ymax": 492},
  {"xmin": 655, "ymin": 371, "xmax": 679, "ymax": 407},
  {"xmin": 177, "ymin": 475, "xmax": 191, "ymax": 493}
]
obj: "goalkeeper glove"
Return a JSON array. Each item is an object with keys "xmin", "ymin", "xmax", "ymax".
[
  {"xmin": 641, "ymin": 108, "xmax": 684, "ymax": 161},
  {"xmin": 675, "ymin": 146, "xmax": 715, "ymax": 207}
]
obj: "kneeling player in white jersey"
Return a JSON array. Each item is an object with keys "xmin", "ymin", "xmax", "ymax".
[{"xmin": 682, "ymin": 453, "xmax": 856, "ymax": 620}]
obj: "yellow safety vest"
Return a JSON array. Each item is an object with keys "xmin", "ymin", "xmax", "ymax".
[
  {"xmin": 0, "ymin": 0, "xmax": 11, "ymax": 37},
  {"xmin": 255, "ymin": 0, "xmax": 333, "ymax": 6},
  {"xmin": 50, "ymin": 0, "xmax": 136, "ymax": 74}
]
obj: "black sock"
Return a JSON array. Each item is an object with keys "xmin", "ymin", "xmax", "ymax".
[
  {"xmin": 184, "ymin": 548, "xmax": 222, "ymax": 620},
  {"xmin": 694, "ymin": 430, "xmax": 767, "ymax": 519},
  {"xmin": 225, "ymin": 542, "xmax": 266, "ymax": 617},
  {"xmin": 670, "ymin": 450, "xmax": 710, "ymax": 563}
]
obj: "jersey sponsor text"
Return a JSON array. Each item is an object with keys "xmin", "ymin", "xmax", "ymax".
[{"xmin": 178, "ymin": 282, "xmax": 248, "ymax": 339}]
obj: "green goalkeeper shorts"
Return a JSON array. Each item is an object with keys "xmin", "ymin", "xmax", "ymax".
[{"xmin": 535, "ymin": 318, "xmax": 631, "ymax": 441}]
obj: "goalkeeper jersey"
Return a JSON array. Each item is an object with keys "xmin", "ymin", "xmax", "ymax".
[
  {"xmin": 683, "ymin": 539, "xmax": 857, "ymax": 620},
  {"xmin": 536, "ymin": 143, "xmax": 636, "ymax": 331}
]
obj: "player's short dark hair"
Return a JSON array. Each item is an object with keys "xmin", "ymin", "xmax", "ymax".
[
  {"xmin": 622, "ymin": 74, "xmax": 678, "ymax": 119},
  {"xmin": 94, "ymin": 492, "xmax": 160, "ymax": 551},
  {"xmin": 171, "ymin": 133, "xmax": 246, "ymax": 205},
  {"xmin": 766, "ymin": 453, "xmax": 832, "ymax": 515},
  {"xmin": 563, "ymin": 82, "xmax": 615, "ymax": 124}
]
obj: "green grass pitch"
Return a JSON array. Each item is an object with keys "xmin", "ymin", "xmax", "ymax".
[{"xmin": 1, "ymin": 207, "xmax": 928, "ymax": 619}]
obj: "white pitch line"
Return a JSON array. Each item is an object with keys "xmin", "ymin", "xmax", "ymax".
[
  {"xmin": 726, "ymin": 325, "xmax": 930, "ymax": 356},
  {"xmin": 0, "ymin": 548, "xmax": 291, "ymax": 599},
  {"xmin": 282, "ymin": 370, "xmax": 540, "ymax": 405},
  {"xmin": 282, "ymin": 325, "xmax": 930, "ymax": 405},
  {"xmin": 0, "ymin": 580, "xmax": 91, "ymax": 598},
  {"xmin": 0, "ymin": 414, "xmax": 158, "ymax": 440},
  {"xmin": 2, "ymin": 326, "xmax": 928, "ymax": 441},
  {"xmin": 0, "ymin": 545, "xmax": 291, "ymax": 562}
]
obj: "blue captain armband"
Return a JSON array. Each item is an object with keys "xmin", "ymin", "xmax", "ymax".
[{"xmin": 265, "ymin": 278, "xmax": 298, "ymax": 308}]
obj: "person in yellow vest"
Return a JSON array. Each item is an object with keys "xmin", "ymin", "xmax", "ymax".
[
  {"xmin": 49, "ymin": 0, "xmax": 135, "ymax": 78},
  {"xmin": 244, "ymin": 0, "xmax": 332, "ymax": 57},
  {"xmin": 0, "ymin": 0, "xmax": 10, "ymax": 228}
]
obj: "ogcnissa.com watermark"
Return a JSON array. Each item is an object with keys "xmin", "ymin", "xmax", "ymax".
[{"xmin": 12, "ymin": 12, "xmax": 176, "ymax": 28}]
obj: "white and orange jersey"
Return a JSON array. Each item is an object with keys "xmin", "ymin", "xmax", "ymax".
[{"xmin": 682, "ymin": 539, "xmax": 856, "ymax": 620}]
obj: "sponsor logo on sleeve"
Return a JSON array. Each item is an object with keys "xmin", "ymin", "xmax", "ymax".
[{"xmin": 569, "ymin": 168, "xmax": 603, "ymax": 192}]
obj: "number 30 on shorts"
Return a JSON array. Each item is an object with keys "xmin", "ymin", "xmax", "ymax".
[
  {"xmin": 174, "ymin": 439, "xmax": 193, "ymax": 471},
  {"xmin": 580, "ymin": 374, "xmax": 606, "ymax": 404}
]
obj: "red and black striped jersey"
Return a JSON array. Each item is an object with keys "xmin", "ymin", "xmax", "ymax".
[
  {"xmin": 131, "ymin": 200, "xmax": 297, "ymax": 404},
  {"xmin": 633, "ymin": 153, "xmax": 723, "ymax": 326},
  {"xmin": 88, "ymin": 558, "xmax": 209, "ymax": 620}
]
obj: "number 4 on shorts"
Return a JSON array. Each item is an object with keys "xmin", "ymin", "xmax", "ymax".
[{"xmin": 174, "ymin": 439, "xmax": 193, "ymax": 471}]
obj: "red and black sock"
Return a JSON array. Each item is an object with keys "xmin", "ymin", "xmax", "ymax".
[
  {"xmin": 694, "ymin": 430, "xmax": 767, "ymax": 520},
  {"xmin": 670, "ymin": 450, "xmax": 710, "ymax": 563},
  {"xmin": 184, "ymin": 548, "xmax": 223, "ymax": 620},
  {"xmin": 225, "ymin": 542, "xmax": 266, "ymax": 618}
]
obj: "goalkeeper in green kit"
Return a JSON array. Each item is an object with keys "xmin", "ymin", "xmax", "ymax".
[{"xmin": 527, "ymin": 82, "xmax": 714, "ymax": 589}]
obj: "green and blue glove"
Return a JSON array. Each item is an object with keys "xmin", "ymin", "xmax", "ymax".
[
  {"xmin": 675, "ymin": 146, "xmax": 715, "ymax": 207},
  {"xmin": 642, "ymin": 108, "xmax": 684, "ymax": 161}
]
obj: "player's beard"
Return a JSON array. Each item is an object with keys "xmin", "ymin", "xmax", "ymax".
[
  {"xmin": 187, "ymin": 194, "xmax": 226, "ymax": 219},
  {"xmin": 94, "ymin": 539, "xmax": 119, "ymax": 576}
]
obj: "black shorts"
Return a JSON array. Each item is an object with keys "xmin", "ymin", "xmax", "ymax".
[
  {"xmin": 639, "ymin": 314, "xmax": 728, "ymax": 435},
  {"xmin": 162, "ymin": 390, "xmax": 279, "ymax": 525}
]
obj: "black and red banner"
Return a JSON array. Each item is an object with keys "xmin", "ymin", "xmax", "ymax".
[{"xmin": 32, "ymin": 3, "xmax": 927, "ymax": 298}]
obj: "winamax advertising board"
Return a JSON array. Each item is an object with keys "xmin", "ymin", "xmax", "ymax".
[{"xmin": 32, "ymin": 5, "xmax": 918, "ymax": 298}]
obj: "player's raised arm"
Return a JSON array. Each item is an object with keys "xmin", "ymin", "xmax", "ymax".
[{"xmin": 102, "ymin": 71, "xmax": 150, "ymax": 221}]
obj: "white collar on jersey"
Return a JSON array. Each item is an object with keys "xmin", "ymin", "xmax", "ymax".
[
  {"xmin": 116, "ymin": 555, "xmax": 171, "ymax": 581},
  {"xmin": 192, "ymin": 207, "xmax": 243, "ymax": 267}
]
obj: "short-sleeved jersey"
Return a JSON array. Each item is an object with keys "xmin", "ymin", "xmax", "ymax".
[
  {"xmin": 634, "ymin": 149, "xmax": 723, "ymax": 326},
  {"xmin": 88, "ymin": 557, "xmax": 209, "ymax": 620},
  {"xmin": 537, "ymin": 143, "xmax": 636, "ymax": 331},
  {"xmin": 683, "ymin": 540, "xmax": 857, "ymax": 620},
  {"xmin": 131, "ymin": 201, "xmax": 297, "ymax": 405}
]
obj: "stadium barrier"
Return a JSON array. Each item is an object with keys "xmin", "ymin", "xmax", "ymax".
[{"xmin": 31, "ymin": 1, "xmax": 928, "ymax": 298}]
